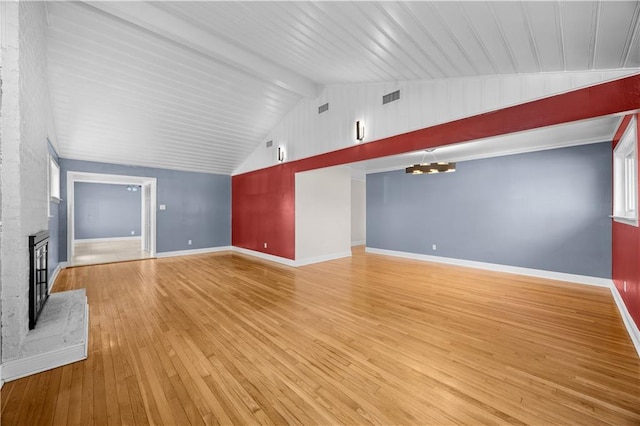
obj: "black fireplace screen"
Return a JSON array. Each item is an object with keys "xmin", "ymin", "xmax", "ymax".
[{"xmin": 29, "ymin": 230, "xmax": 49, "ymax": 330}]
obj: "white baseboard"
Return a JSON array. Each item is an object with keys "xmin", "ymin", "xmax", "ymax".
[
  {"xmin": 156, "ymin": 246, "xmax": 232, "ymax": 258},
  {"xmin": 610, "ymin": 284, "xmax": 640, "ymax": 358},
  {"xmin": 75, "ymin": 236, "xmax": 141, "ymax": 243},
  {"xmin": 295, "ymin": 250, "xmax": 352, "ymax": 266},
  {"xmin": 231, "ymin": 246, "xmax": 297, "ymax": 267},
  {"xmin": 351, "ymin": 240, "xmax": 366, "ymax": 247},
  {"xmin": 48, "ymin": 262, "xmax": 68, "ymax": 294},
  {"xmin": 231, "ymin": 246, "xmax": 353, "ymax": 267},
  {"xmin": 365, "ymin": 247, "xmax": 612, "ymax": 288}
]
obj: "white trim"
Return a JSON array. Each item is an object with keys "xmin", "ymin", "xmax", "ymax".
[
  {"xmin": 295, "ymin": 251, "xmax": 352, "ymax": 267},
  {"xmin": 231, "ymin": 246, "xmax": 352, "ymax": 267},
  {"xmin": 48, "ymin": 155, "xmax": 61, "ymax": 201},
  {"xmin": 0, "ymin": 364, "xmax": 3, "ymax": 389},
  {"xmin": 613, "ymin": 115, "xmax": 638, "ymax": 223},
  {"xmin": 365, "ymin": 247, "xmax": 612, "ymax": 287},
  {"xmin": 351, "ymin": 240, "xmax": 366, "ymax": 247},
  {"xmin": 142, "ymin": 183, "xmax": 150, "ymax": 252},
  {"xmin": 74, "ymin": 236, "xmax": 141, "ymax": 243},
  {"xmin": 67, "ymin": 171, "xmax": 157, "ymax": 262},
  {"xmin": 611, "ymin": 216, "xmax": 639, "ymax": 227},
  {"xmin": 231, "ymin": 246, "xmax": 297, "ymax": 267},
  {"xmin": 156, "ymin": 246, "xmax": 232, "ymax": 258},
  {"xmin": 2, "ymin": 296, "xmax": 89, "ymax": 383},
  {"xmin": 610, "ymin": 284, "xmax": 640, "ymax": 358}
]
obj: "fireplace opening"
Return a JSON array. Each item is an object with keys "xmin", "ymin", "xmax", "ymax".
[{"xmin": 29, "ymin": 230, "xmax": 49, "ymax": 330}]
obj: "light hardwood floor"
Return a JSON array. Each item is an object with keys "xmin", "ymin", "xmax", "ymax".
[
  {"xmin": 72, "ymin": 239, "xmax": 152, "ymax": 266},
  {"xmin": 2, "ymin": 248, "xmax": 639, "ymax": 425}
]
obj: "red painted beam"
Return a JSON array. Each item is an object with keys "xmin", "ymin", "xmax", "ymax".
[{"xmin": 233, "ymin": 73, "xmax": 640, "ymax": 260}]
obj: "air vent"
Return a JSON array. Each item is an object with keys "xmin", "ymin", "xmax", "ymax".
[
  {"xmin": 383, "ymin": 90, "xmax": 400, "ymax": 105},
  {"xmin": 265, "ymin": 140, "xmax": 273, "ymax": 148},
  {"xmin": 318, "ymin": 103, "xmax": 329, "ymax": 114}
]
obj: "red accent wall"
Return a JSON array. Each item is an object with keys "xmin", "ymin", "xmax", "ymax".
[
  {"xmin": 612, "ymin": 114, "xmax": 640, "ymax": 329},
  {"xmin": 232, "ymin": 164, "xmax": 296, "ymax": 259},
  {"xmin": 232, "ymin": 74, "xmax": 640, "ymax": 260}
]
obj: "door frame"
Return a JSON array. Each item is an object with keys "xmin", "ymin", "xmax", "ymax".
[
  {"xmin": 66, "ymin": 171, "xmax": 157, "ymax": 264},
  {"xmin": 142, "ymin": 182, "xmax": 152, "ymax": 253}
]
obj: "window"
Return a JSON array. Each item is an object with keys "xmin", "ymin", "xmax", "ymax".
[
  {"xmin": 613, "ymin": 116, "xmax": 638, "ymax": 226},
  {"xmin": 48, "ymin": 155, "xmax": 60, "ymax": 202}
]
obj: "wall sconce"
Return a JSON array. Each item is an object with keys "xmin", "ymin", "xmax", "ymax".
[
  {"xmin": 356, "ymin": 120, "xmax": 365, "ymax": 142},
  {"xmin": 277, "ymin": 146, "xmax": 285, "ymax": 162}
]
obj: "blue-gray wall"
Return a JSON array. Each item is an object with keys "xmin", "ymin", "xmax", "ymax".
[
  {"xmin": 59, "ymin": 159, "xmax": 231, "ymax": 261},
  {"xmin": 367, "ymin": 142, "xmax": 612, "ymax": 278},
  {"xmin": 74, "ymin": 182, "xmax": 141, "ymax": 239},
  {"xmin": 48, "ymin": 141, "xmax": 60, "ymax": 280}
]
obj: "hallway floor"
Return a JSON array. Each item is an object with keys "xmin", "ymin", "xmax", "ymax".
[{"xmin": 72, "ymin": 239, "xmax": 152, "ymax": 266}]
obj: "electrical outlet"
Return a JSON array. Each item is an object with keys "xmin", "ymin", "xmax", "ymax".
[
  {"xmin": 188, "ymin": 240, "xmax": 192, "ymax": 245},
  {"xmin": 131, "ymin": 231, "xmax": 135, "ymax": 235},
  {"xmin": 264, "ymin": 242, "xmax": 267, "ymax": 248},
  {"xmin": 432, "ymin": 244, "xmax": 437, "ymax": 251},
  {"xmin": 624, "ymin": 281, "xmax": 627, "ymax": 292}
]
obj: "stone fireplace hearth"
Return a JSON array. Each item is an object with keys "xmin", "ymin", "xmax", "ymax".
[{"xmin": 2, "ymin": 288, "xmax": 88, "ymax": 382}]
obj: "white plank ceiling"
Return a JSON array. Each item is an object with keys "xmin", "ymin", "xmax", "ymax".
[{"xmin": 46, "ymin": 1, "xmax": 640, "ymax": 174}]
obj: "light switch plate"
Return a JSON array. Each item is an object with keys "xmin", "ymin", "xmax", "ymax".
[{"xmin": 159, "ymin": 204, "xmax": 166, "ymax": 210}]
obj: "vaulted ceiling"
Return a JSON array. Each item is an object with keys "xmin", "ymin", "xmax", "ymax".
[{"xmin": 46, "ymin": 1, "xmax": 640, "ymax": 174}]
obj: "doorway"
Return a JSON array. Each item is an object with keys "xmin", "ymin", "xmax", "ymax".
[{"xmin": 67, "ymin": 172, "xmax": 157, "ymax": 266}]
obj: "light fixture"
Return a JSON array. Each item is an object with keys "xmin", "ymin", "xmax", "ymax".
[
  {"xmin": 277, "ymin": 146, "xmax": 285, "ymax": 162},
  {"xmin": 356, "ymin": 120, "xmax": 365, "ymax": 141},
  {"xmin": 405, "ymin": 162, "xmax": 456, "ymax": 174},
  {"xmin": 126, "ymin": 185, "xmax": 139, "ymax": 192},
  {"xmin": 405, "ymin": 149, "xmax": 456, "ymax": 174}
]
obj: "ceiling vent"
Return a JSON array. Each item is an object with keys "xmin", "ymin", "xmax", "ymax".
[
  {"xmin": 383, "ymin": 90, "xmax": 400, "ymax": 105},
  {"xmin": 318, "ymin": 103, "xmax": 329, "ymax": 114},
  {"xmin": 265, "ymin": 140, "xmax": 273, "ymax": 148}
]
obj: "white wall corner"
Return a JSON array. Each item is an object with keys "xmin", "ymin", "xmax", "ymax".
[
  {"xmin": 610, "ymin": 284, "xmax": 640, "ymax": 358},
  {"xmin": 351, "ymin": 240, "xmax": 366, "ymax": 246},
  {"xmin": 295, "ymin": 167, "xmax": 352, "ymax": 261},
  {"xmin": 231, "ymin": 246, "xmax": 297, "ymax": 267},
  {"xmin": 294, "ymin": 250, "xmax": 352, "ymax": 267}
]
